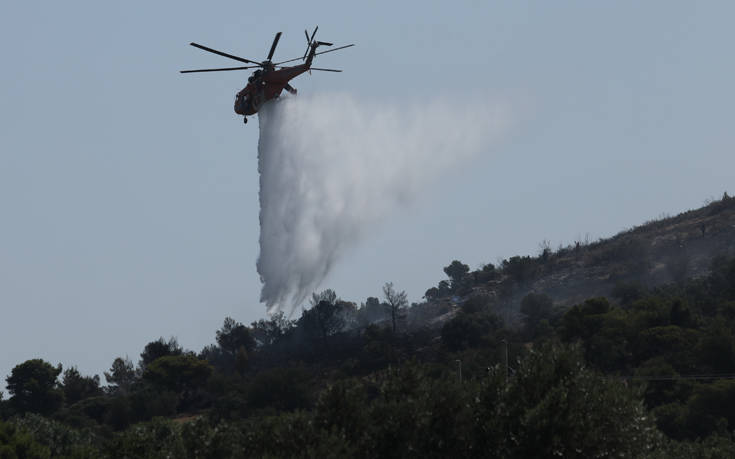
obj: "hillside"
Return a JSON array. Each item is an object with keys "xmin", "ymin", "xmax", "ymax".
[
  {"xmin": 2, "ymin": 193, "xmax": 735, "ymax": 457},
  {"xmin": 422, "ymin": 193, "xmax": 735, "ymax": 326}
]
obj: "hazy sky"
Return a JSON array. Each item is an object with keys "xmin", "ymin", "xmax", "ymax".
[{"xmin": 2, "ymin": 1, "xmax": 734, "ymax": 386}]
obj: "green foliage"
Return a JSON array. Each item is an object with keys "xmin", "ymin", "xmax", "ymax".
[
  {"xmin": 423, "ymin": 287, "xmax": 439, "ymax": 301},
  {"xmin": 441, "ymin": 311, "xmax": 501, "ymax": 351},
  {"xmin": 143, "ymin": 354, "xmax": 212, "ymax": 393},
  {"xmin": 612, "ymin": 280, "xmax": 646, "ymax": 305},
  {"xmin": 475, "ymin": 262, "xmax": 498, "ymax": 283},
  {"xmin": 247, "ymin": 367, "xmax": 312, "ymax": 412},
  {"xmin": 250, "ymin": 311, "xmax": 293, "ymax": 346},
  {"xmin": 520, "ymin": 292, "xmax": 553, "ymax": 338},
  {"xmin": 61, "ymin": 367, "xmax": 101, "ymax": 405},
  {"xmin": 107, "ymin": 417, "xmax": 186, "ymax": 459},
  {"xmin": 652, "ymin": 435, "xmax": 735, "ymax": 459},
  {"xmin": 635, "ymin": 326, "xmax": 701, "ymax": 370},
  {"xmin": 437, "ymin": 279, "xmax": 451, "ymax": 296},
  {"xmin": 11, "ymin": 413, "xmax": 100, "ymax": 458},
  {"xmin": 697, "ymin": 318, "xmax": 735, "ymax": 373},
  {"xmin": 443, "ymin": 260, "xmax": 470, "ymax": 290},
  {"xmin": 236, "ymin": 344, "xmax": 662, "ymax": 457},
  {"xmin": 501, "ymin": 255, "xmax": 539, "ymax": 284},
  {"xmin": 6, "ymin": 359, "xmax": 63, "ymax": 415},
  {"xmin": 300, "ymin": 299, "xmax": 346, "ymax": 346},
  {"xmin": 355, "ymin": 296, "xmax": 389, "ymax": 327},
  {"xmin": 359, "ymin": 324, "xmax": 398, "ymax": 369},
  {"xmin": 216, "ymin": 317, "xmax": 256, "ymax": 355},
  {"xmin": 201, "ymin": 317, "xmax": 258, "ymax": 375},
  {"xmin": 7, "ymin": 239, "xmax": 735, "ymax": 455},
  {"xmin": 0, "ymin": 419, "xmax": 50, "ymax": 459},
  {"xmin": 104, "ymin": 357, "xmax": 137, "ymax": 393},
  {"xmin": 477, "ymin": 343, "xmax": 662, "ymax": 458},
  {"xmin": 139, "ymin": 337, "xmax": 182, "ymax": 370},
  {"xmin": 684, "ymin": 380, "xmax": 735, "ymax": 439},
  {"xmin": 461, "ymin": 294, "xmax": 492, "ymax": 314}
]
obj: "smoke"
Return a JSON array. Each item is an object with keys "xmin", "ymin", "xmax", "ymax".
[{"xmin": 257, "ymin": 92, "xmax": 510, "ymax": 314}]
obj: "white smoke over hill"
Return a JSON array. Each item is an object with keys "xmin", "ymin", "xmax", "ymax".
[{"xmin": 257, "ymin": 92, "xmax": 510, "ymax": 314}]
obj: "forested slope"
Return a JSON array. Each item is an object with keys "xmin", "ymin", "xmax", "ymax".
[{"xmin": 2, "ymin": 194, "xmax": 735, "ymax": 458}]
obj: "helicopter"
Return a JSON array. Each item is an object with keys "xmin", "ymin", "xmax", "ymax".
[{"xmin": 181, "ymin": 27, "xmax": 354, "ymax": 124}]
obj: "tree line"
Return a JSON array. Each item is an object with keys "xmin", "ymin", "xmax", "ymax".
[{"xmin": 2, "ymin": 251, "xmax": 735, "ymax": 456}]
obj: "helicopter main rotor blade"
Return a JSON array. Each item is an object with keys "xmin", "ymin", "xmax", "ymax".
[
  {"xmin": 274, "ymin": 43, "xmax": 355, "ymax": 66},
  {"xmin": 314, "ymin": 43, "xmax": 353, "ymax": 56},
  {"xmin": 180, "ymin": 65, "xmax": 260, "ymax": 73},
  {"xmin": 310, "ymin": 67, "xmax": 342, "ymax": 72},
  {"xmin": 190, "ymin": 42, "xmax": 262, "ymax": 66},
  {"xmin": 266, "ymin": 32, "xmax": 282, "ymax": 61}
]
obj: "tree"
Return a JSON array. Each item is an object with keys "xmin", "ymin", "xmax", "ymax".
[
  {"xmin": 0, "ymin": 419, "xmax": 50, "ymax": 458},
  {"xmin": 424, "ymin": 287, "xmax": 439, "ymax": 302},
  {"xmin": 520, "ymin": 292, "xmax": 554, "ymax": 338},
  {"xmin": 61, "ymin": 367, "xmax": 101, "ymax": 405},
  {"xmin": 476, "ymin": 263, "xmax": 498, "ymax": 283},
  {"xmin": 437, "ymin": 280, "xmax": 451, "ymax": 296},
  {"xmin": 301, "ymin": 300, "xmax": 345, "ymax": 346},
  {"xmin": 139, "ymin": 337, "xmax": 182, "ymax": 370},
  {"xmin": 501, "ymin": 255, "xmax": 538, "ymax": 284},
  {"xmin": 441, "ymin": 311, "xmax": 500, "ymax": 351},
  {"xmin": 143, "ymin": 354, "xmax": 212, "ymax": 393},
  {"xmin": 310, "ymin": 289, "xmax": 338, "ymax": 308},
  {"xmin": 356, "ymin": 297, "xmax": 389, "ymax": 327},
  {"xmin": 443, "ymin": 260, "xmax": 470, "ymax": 291},
  {"xmin": 104, "ymin": 357, "xmax": 137, "ymax": 393},
  {"xmin": 383, "ymin": 282, "xmax": 408, "ymax": 334},
  {"xmin": 251, "ymin": 311, "xmax": 293, "ymax": 347},
  {"xmin": 216, "ymin": 317, "xmax": 256, "ymax": 355},
  {"xmin": 479, "ymin": 343, "xmax": 662, "ymax": 457},
  {"xmin": 6, "ymin": 359, "xmax": 63, "ymax": 415},
  {"xmin": 235, "ymin": 346, "xmax": 249, "ymax": 377},
  {"xmin": 247, "ymin": 367, "xmax": 311, "ymax": 411}
]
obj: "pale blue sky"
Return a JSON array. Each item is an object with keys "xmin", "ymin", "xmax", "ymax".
[{"xmin": 2, "ymin": 1, "xmax": 733, "ymax": 384}]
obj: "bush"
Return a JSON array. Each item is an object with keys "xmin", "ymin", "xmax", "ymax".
[
  {"xmin": 247, "ymin": 367, "xmax": 312, "ymax": 412},
  {"xmin": 441, "ymin": 311, "xmax": 501, "ymax": 351},
  {"xmin": 0, "ymin": 419, "xmax": 50, "ymax": 458}
]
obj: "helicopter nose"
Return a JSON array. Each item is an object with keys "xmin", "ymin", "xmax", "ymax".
[{"xmin": 234, "ymin": 95, "xmax": 244, "ymax": 114}]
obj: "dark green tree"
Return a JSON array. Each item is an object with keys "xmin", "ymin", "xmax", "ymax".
[
  {"xmin": 310, "ymin": 289, "xmax": 338, "ymax": 307},
  {"xmin": 139, "ymin": 337, "xmax": 182, "ymax": 370},
  {"xmin": 501, "ymin": 255, "xmax": 538, "ymax": 284},
  {"xmin": 6, "ymin": 359, "xmax": 63, "ymax": 415},
  {"xmin": 0, "ymin": 419, "xmax": 50, "ymax": 458},
  {"xmin": 104, "ymin": 357, "xmax": 137, "ymax": 393},
  {"xmin": 441, "ymin": 311, "xmax": 500, "ymax": 351},
  {"xmin": 61, "ymin": 367, "xmax": 102, "ymax": 405},
  {"xmin": 476, "ymin": 263, "xmax": 498, "ymax": 282},
  {"xmin": 520, "ymin": 292, "xmax": 554, "ymax": 338},
  {"xmin": 437, "ymin": 280, "xmax": 451, "ymax": 296},
  {"xmin": 247, "ymin": 367, "xmax": 311, "ymax": 411},
  {"xmin": 216, "ymin": 317, "xmax": 256, "ymax": 355},
  {"xmin": 612, "ymin": 281, "xmax": 646, "ymax": 305},
  {"xmin": 356, "ymin": 296, "xmax": 389, "ymax": 327},
  {"xmin": 143, "ymin": 354, "xmax": 212, "ymax": 393},
  {"xmin": 443, "ymin": 260, "xmax": 470, "ymax": 291},
  {"xmin": 475, "ymin": 343, "xmax": 662, "ymax": 457},
  {"xmin": 423, "ymin": 287, "xmax": 439, "ymax": 301},
  {"xmin": 250, "ymin": 311, "xmax": 293, "ymax": 346},
  {"xmin": 300, "ymin": 299, "xmax": 345, "ymax": 347}
]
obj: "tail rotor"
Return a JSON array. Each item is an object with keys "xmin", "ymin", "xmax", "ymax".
[{"xmin": 302, "ymin": 26, "xmax": 323, "ymax": 60}]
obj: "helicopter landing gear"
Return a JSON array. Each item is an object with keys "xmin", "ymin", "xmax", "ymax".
[{"xmin": 243, "ymin": 116, "xmax": 248, "ymax": 124}]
